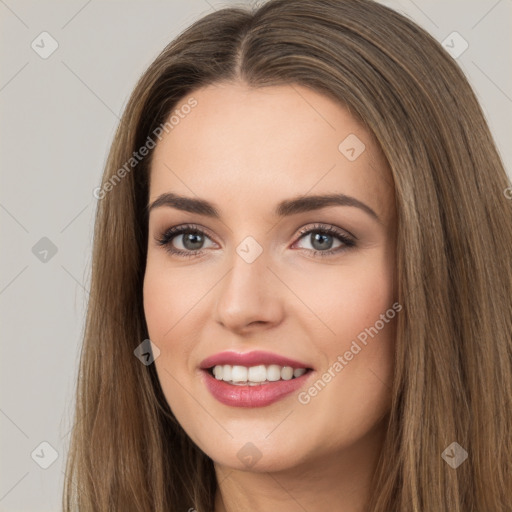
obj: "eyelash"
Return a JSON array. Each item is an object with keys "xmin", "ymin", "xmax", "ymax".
[{"xmin": 155, "ymin": 223, "xmax": 356, "ymax": 259}]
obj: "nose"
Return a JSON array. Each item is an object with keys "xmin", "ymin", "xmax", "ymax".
[{"xmin": 214, "ymin": 248, "xmax": 285, "ymax": 334}]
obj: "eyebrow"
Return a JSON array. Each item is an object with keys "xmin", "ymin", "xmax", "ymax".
[{"xmin": 146, "ymin": 192, "xmax": 380, "ymax": 222}]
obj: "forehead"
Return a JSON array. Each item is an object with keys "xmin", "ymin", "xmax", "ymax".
[{"xmin": 149, "ymin": 82, "xmax": 394, "ymax": 223}]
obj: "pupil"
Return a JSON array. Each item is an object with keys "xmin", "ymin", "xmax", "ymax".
[
  {"xmin": 312, "ymin": 233, "xmax": 332, "ymax": 250},
  {"xmin": 184, "ymin": 232, "xmax": 203, "ymax": 250}
]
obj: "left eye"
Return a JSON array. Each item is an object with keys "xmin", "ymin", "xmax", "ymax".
[
  {"xmin": 292, "ymin": 224, "xmax": 356, "ymax": 257},
  {"xmin": 156, "ymin": 223, "xmax": 356, "ymax": 258},
  {"xmin": 295, "ymin": 230, "xmax": 344, "ymax": 252}
]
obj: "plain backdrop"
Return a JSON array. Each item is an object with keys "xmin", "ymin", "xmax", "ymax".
[{"xmin": 1, "ymin": 0, "xmax": 511, "ymax": 510}]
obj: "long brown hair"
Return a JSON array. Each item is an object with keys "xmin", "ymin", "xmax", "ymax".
[{"xmin": 63, "ymin": 0, "xmax": 512, "ymax": 510}]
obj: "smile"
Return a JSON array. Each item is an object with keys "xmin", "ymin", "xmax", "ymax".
[{"xmin": 201, "ymin": 365, "xmax": 314, "ymax": 407}]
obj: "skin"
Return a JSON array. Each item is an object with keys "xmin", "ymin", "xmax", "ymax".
[{"xmin": 143, "ymin": 82, "xmax": 398, "ymax": 512}]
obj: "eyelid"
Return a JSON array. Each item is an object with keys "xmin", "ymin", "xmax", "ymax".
[{"xmin": 297, "ymin": 223, "xmax": 358, "ymax": 241}]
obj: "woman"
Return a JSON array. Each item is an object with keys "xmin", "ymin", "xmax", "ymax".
[{"xmin": 63, "ymin": 0, "xmax": 512, "ymax": 510}]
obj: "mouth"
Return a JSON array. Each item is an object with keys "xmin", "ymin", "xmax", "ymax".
[
  {"xmin": 198, "ymin": 350, "xmax": 315, "ymax": 406},
  {"xmin": 201, "ymin": 364, "xmax": 315, "ymax": 407}
]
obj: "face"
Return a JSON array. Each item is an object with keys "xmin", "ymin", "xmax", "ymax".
[{"xmin": 143, "ymin": 82, "xmax": 397, "ymax": 475}]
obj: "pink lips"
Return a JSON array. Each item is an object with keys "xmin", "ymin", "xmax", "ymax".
[
  {"xmin": 199, "ymin": 350, "xmax": 313, "ymax": 370},
  {"xmin": 201, "ymin": 370, "xmax": 313, "ymax": 407},
  {"xmin": 199, "ymin": 350, "xmax": 315, "ymax": 408}
]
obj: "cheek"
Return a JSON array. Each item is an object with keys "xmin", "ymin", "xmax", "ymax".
[
  {"xmin": 142, "ymin": 259, "xmax": 209, "ymax": 344},
  {"xmin": 143, "ymin": 267, "xmax": 171, "ymax": 344},
  {"xmin": 142, "ymin": 257, "xmax": 217, "ymax": 389},
  {"xmin": 290, "ymin": 248, "xmax": 396, "ymax": 349},
  {"xmin": 142, "ymin": 262, "xmax": 200, "ymax": 418},
  {"xmin": 330, "ymin": 254, "xmax": 396, "ymax": 376},
  {"xmin": 142, "ymin": 261, "xmax": 195, "ymax": 388},
  {"xmin": 293, "ymin": 253, "xmax": 396, "ymax": 436}
]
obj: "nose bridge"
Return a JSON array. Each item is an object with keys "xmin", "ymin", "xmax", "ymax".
[{"xmin": 214, "ymin": 233, "xmax": 284, "ymax": 331}]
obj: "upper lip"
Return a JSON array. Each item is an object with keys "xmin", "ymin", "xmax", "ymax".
[{"xmin": 199, "ymin": 350, "xmax": 314, "ymax": 370}]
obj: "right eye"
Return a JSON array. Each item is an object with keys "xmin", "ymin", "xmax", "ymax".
[{"xmin": 156, "ymin": 224, "xmax": 216, "ymax": 258}]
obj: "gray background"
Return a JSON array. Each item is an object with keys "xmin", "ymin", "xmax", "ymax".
[{"xmin": 1, "ymin": 0, "xmax": 511, "ymax": 510}]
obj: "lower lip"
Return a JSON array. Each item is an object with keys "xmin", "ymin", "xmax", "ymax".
[{"xmin": 201, "ymin": 369, "xmax": 314, "ymax": 407}]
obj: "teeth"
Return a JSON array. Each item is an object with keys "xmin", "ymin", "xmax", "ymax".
[
  {"xmin": 213, "ymin": 365, "xmax": 223, "ymax": 379},
  {"xmin": 231, "ymin": 365, "xmax": 247, "ymax": 382},
  {"xmin": 222, "ymin": 364, "xmax": 231, "ymax": 381},
  {"xmin": 267, "ymin": 364, "xmax": 282, "ymax": 382},
  {"xmin": 211, "ymin": 364, "xmax": 308, "ymax": 384},
  {"xmin": 248, "ymin": 365, "xmax": 267, "ymax": 382},
  {"xmin": 293, "ymin": 368, "xmax": 307, "ymax": 378}
]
